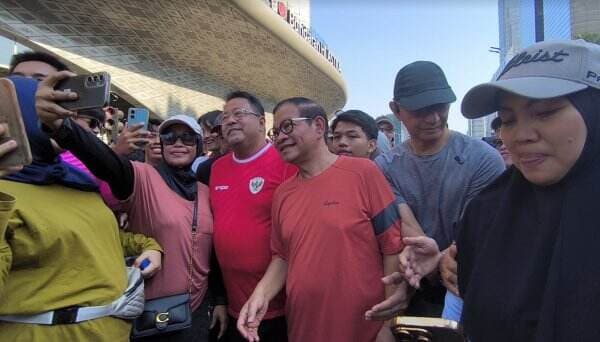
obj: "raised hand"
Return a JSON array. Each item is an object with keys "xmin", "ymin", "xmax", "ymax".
[
  {"xmin": 401, "ymin": 236, "xmax": 442, "ymax": 288},
  {"xmin": 440, "ymin": 243, "xmax": 459, "ymax": 296},
  {"xmin": 111, "ymin": 123, "xmax": 151, "ymax": 156},
  {"xmin": 0, "ymin": 124, "xmax": 22, "ymax": 177},
  {"xmin": 35, "ymin": 71, "xmax": 78, "ymax": 129},
  {"xmin": 365, "ymin": 279, "xmax": 411, "ymax": 321}
]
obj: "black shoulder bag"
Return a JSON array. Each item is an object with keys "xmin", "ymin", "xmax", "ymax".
[{"xmin": 131, "ymin": 196, "xmax": 199, "ymax": 339}]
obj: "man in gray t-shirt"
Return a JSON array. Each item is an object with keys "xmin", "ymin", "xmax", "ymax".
[
  {"xmin": 374, "ymin": 61, "xmax": 504, "ymax": 317},
  {"xmin": 376, "ymin": 131, "xmax": 504, "ymax": 249}
]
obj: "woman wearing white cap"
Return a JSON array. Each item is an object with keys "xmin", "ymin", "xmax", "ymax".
[
  {"xmin": 399, "ymin": 39, "xmax": 600, "ymax": 341},
  {"xmin": 34, "ymin": 71, "xmax": 227, "ymax": 341},
  {"xmin": 456, "ymin": 39, "xmax": 600, "ymax": 341}
]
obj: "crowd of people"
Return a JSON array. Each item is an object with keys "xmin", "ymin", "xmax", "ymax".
[{"xmin": 0, "ymin": 38, "xmax": 598, "ymax": 342}]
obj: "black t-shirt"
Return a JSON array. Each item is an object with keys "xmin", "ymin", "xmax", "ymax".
[{"xmin": 196, "ymin": 156, "xmax": 220, "ymax": 186}]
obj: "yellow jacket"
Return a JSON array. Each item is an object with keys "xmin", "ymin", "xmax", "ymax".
[{"xmin": 0, "ymin": 180, "xmax": 162, "ymax": 341}]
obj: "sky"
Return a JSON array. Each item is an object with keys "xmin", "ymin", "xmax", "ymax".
[{"xmin": 311, "ymin": 0, "xmax": 500, "ymax": 133}]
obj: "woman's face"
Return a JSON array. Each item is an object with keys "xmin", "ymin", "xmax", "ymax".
[
  {"xmin": 202, "ymin": 124, "xmax": 222, "ymax": 153},
  {"xmin": 498, "ymin": 93, "xmax": 587, "ymax": 186},
  {"xmin": 161, "ymin": 124, "xmax": 198, "ymax": 168}
]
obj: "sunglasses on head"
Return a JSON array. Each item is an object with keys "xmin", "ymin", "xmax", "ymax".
[{"xmin": 160, "ymin": 132, "xmax": 197, "ymax": 146}]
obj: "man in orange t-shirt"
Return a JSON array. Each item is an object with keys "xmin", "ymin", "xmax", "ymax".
[{"xmin": 237, "ymin": 97, "xmax": 409, "ymax": 342}]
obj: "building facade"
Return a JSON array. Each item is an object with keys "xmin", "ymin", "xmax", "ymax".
[
  {"xmin": 0, "ymin": 0, "xmax": 346, "ymax": 121},
  {"xmin": 571, "ymin": 0, "xmax": 600, "ymax": 39},
  {"xmin": 468, "ymin": 0, "xmax": 597, "ymax": 139}
]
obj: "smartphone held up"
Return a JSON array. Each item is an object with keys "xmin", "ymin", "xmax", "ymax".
[
  {"xmin": 127, "ymin": 108, "xmax": 150, "ymax": 130},
  {"xmin": 0, "ymin": 78, "xmax": 32, "ymax": 169},
  {"xmin": 54, "ymin": 72, "xmax": 111, "ymax": 111}
]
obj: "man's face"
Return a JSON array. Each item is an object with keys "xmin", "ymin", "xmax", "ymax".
[
  {"xmin": 221, "ymin": 98, "xmax": 265, "ymax": 150},
  {"xmin": 378, "ymin": 121, "xmax": 395, "ymax": 146},
  {"xmin": 145, "ymin": 124, "xmax": 162, "ymax": 166},
  {"xmin": 11, "ymin": 61, "xmax": 58, "ymax": 81},
  {"xmin": 391, "ymin": 102, "xmax": 449, "ymax": 144},
  {"xmin": 160, "ymin": 124, "xmax": 198, "ymax": 168},
  {"xmin": 272, "ymin": 103, "xmax": 318, "ymax": 164},
  {"xmin": 332, "ymin": 121, "xmax": 375, "ymax": 158}
]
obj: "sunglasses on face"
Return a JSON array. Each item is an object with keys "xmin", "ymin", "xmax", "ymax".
[
  {"xmin": 160, "ymin": 132, "xmax": 197, "ymax": 146},
  {"xmin": 79, "ymin": 116, "xmax": 103, "ymax": 130}
]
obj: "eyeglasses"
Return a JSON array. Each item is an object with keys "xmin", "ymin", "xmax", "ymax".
[
  {"xmin": 160, "ymin": 132, "xmax": 198, "ymax": 146},
  {"xmin": 218, "ymin": 108, "xmax": 260, "ymax": 124},
  {"xmin": 267, "ymin": 117, "xmax": 312, "ymax": 140}
]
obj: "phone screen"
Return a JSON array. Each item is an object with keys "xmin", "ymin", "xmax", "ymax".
[{"xmin": 127, "ymin": 108, "xmax": 149, "ymax": 130}]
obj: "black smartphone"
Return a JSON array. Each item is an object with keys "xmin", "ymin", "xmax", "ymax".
[
  {"xmin": 55, "ymin": 72, "xmax": 111, "ymax": 111},
  {"xmin": 392, "ymin": 316, "xmax": 464, "ymax": 342}
]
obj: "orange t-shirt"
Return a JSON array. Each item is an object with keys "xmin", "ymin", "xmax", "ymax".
[{"xmin": 271, "ymin": 156, "xmax": 403, "ymax": 342}]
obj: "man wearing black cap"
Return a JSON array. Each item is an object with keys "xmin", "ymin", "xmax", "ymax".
[{"xmin": 375, "ymin": 61, "xmax": 504, "ymax": 317}]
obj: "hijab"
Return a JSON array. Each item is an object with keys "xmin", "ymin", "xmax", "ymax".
[
  {"xmin": 155, "ymin": 129, "xmax": 202, "ymax": 201},
  {"xmin": 458, "ymin": 88, "xmax": 600, "ymax": 342},
  {"xmin": 155, "ymin": 161, "xmax": 197, "ymax": 201},
  {"xmin": 2, "ymin": 76, "xmax": 98, "ymax": 191}
]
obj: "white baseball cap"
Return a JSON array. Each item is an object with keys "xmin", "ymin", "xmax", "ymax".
[
  {"xmin": 158, "ymin": 114, "xmax": 202, "ymax": 137},
  {"xmin": 462, "ymin": 39, "xmax": 600, "ymax": 119}
]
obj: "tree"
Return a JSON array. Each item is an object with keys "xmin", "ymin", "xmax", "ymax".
[{"xmin": 575, "ymin": 32, "xmax": 600, "ymax": 45}]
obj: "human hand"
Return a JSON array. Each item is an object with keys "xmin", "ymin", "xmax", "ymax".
[
  {"xmin": 134, "ymin": 249, "xmax": 162, "ymax": 278},
  {"xmin": 0, "ymin": 124, "xmax": 22, "ymax": 177},
  {"xmin": 365, "ymin": 279, "xmax": 410, "ymax": 321},
  {"xmin": 111, "ymin": 123, "xmax": 151, "ymax": 156},
  {"xmin": 35, "ymin": 71, "xmax": 78, "ymax": 130},
  {"xmin": 440, "ymin": 243, "xmax": 459, "ymax": 296},
  {"xmin": 376, "ymin": 321, "xmax": 395, "ymax": 342},
  {"xmin": 401, "ymin": 236, "xmax": 442, "ymax": 288},
  {"xmin": 237, "ymin": 291, "xmax": 269, "ymax": 341},
  {"xmin": 210, "ymin": 305, "xmax": 228, "ymax": 340}
]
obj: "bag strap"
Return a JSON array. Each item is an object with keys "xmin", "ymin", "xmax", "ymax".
[{"xmin": 187, "ymin": 195, "xmax": 199, "ymax": 294}]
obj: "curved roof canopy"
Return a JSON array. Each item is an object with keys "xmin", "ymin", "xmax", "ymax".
[{"xmin": 0, "ymin": 0, "xmax": 347, "ymax": 117}]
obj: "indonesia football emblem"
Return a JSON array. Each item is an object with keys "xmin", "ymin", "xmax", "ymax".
[{"xmin": 249, "ymin": 177, "xmax": 265, "ymax": 194}]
